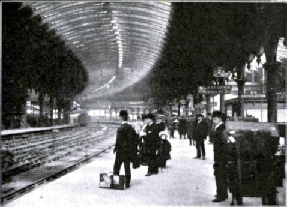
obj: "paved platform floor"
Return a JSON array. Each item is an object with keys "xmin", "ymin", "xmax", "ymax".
[{"xmin": 4, "ymin": 133, "xmax": 285, "ymax": 207}]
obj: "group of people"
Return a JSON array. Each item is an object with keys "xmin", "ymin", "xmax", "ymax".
[
  {"xmin": 113, "ymin": 110, "xmax": 171, "ymax": 188},
  {"xmin": 190, "ymin": 111, "xmax": 228, "ymax": 202},
  {"xmin": 167, "ymin": 116, "xmax": 189, "ymax": 139},
  {"xmin": 113, "ymin": 109, "xmax": 228, "ymax": 203}
]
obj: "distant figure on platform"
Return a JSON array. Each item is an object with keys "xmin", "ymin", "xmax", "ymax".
[
  {"xmin": 186, "ymin": 115, "xmax": 196, "ymax": 145},
  {"xmin": 193, "ymin": 114, "xmax": 208, "ymax": 160},
  {"xmin": 178, "ymin": 117, "xmax": 187, "ymax": 139},
  {"xmin": 173, "ymin": 118, "xmax": 179, "ymax": 138},
  {"xmin": 139, "ymin": 113, "xmax": 161, "ymax": 176},
  {"xmin": 168, "ymin": 117, "xmax": 175, "ymax": 138},
  {"xmin": 212, "ymin": 111, "xmax": 228, "ymax": 202},
  {"xmin": 113, "ymin": 110, "xmax": 138, "ymax": 188},
  {"xmin": 157, "ymin": 132, "xmax": 172, "ymax": 168},
  {"xmin": 132, "ymin": 116, "xmax": 142, "ymax": 136}
]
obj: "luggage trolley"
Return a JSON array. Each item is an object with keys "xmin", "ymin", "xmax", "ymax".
[{"xmin": 224, "ymin": 121, "xmax": 285, "ymax": 205}]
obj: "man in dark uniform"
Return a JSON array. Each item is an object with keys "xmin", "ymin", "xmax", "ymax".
[
  {"xmin": 140, "ymin": 113, "xmax": 161, "ymax": 176},
  {"xmin": 212, "ymin": 111, "xmax": 228, "ymax": 202},
  {"xmin": 193, "ymin": 114, "xmax": 208, "ymax": 159},
  {"xmin": 113, "ymin": 110, "xmax": 138, "ymax": 188}
]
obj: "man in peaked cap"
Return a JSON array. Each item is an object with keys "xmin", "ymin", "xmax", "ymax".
[
  {"xmin": 211, "ymin": 111, "xmax": 228, "ymax": 202},
  {"xmin": 113, "ymin": 110, "xmax": 138, "ymax": 188}
]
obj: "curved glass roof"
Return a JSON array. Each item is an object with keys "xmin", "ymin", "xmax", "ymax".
[{"xmin": 25, "ymin": 2, "xmax": 172, "ymax": 101}]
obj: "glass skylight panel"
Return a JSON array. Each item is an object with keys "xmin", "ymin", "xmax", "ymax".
[
  {"xmin": 66, "ymin": 35, "xmax": 80, "ymax": 41},
  {"xmin": 49, "ymin": 14, "xmax": 112, "ymax": 27},
  {"xmin": 113, "ymin": 13, "xmax": 169, "ymax": 24},
  {"xmin": 116, "ymin": 18, "xmax": 167, "ymax": 29},
  {"xmin": 121, "ymin": 27, "xmax": 165, "ymax": 37},
  {"xmin": 24, "ymin": 2, "xmax": 172, "ymax": 98},
  {"xmin": 125, "ymin": 38, "xmax": 163, "ymax": 47},
  {"xmin": 111, "ymin": 5, "xmax": 170, "ymax": 19},
  {"xmin": 56, "ymin": 21, "xmax": 111, "ymax": 34},
  {"xmin": 72, "ymin": 40, "xmax": 80, "ymax": 45}
]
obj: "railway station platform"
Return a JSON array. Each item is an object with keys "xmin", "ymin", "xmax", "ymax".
[{"xmin": 3, "ymin": 131, "xmax": 285, "ymax": 207}]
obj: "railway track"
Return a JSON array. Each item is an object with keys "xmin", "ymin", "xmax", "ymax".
[{"xmin": 1, "ymin": 125, "xmax": 117, "ymax": 205}]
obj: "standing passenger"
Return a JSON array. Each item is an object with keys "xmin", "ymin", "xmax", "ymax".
[
  {"xmin": 113, "ymin": 110, "xmax": 138, "ymax": 188},
  {"xmin": 178, "ymin": 116, "xmax": 187, "ymax": 139},
  {"xmin": 212, "ymin": 111, "xmax": 228, "ymax": 202},
  {"xmin": 139, "ymin": 113, "xmax": 161, "ymax": 176},
  {"xmin": 193, "ymin": 114, "xmax": 208, "ymax": 160},
  {"xmin": 157, "ymin": 132, "xmax": 172, "ymax": 168},
  {"xmin": 186, "ymin": 115, "xmax": 195, "ymax": 145},
  {"xmin": 168, "ymin": 117, "xmax": 175, "ymax": 139}
]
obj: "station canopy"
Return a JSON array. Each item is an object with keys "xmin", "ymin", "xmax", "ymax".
[{"xmin": 24, "ymin": 2, "xmax": 172, "ymax": 101}]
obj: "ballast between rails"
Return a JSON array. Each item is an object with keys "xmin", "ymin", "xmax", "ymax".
[
  {"xmin": 2, "ymin": 137, "xmax": 115, "ymax": 205},
  {"xmin": 1, "ymin": 124, "xmax": 117, "ymax": 205}
]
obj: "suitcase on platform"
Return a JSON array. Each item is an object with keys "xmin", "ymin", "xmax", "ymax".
[
  {"xmin": 99, "ymin": 173, "xmax": 113, "ymax": 188},
  {"xmin": 99, "ymin": 173, "xmax": 125, "ymax": 190},
  {"xmin": 111, "ymin": 175, "xmax": 125, "ymax": 190}
]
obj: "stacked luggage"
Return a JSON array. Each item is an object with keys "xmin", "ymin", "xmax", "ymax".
[{"xmin": 224, "ymin": 121, "xmax": 285, "ymax": 205}]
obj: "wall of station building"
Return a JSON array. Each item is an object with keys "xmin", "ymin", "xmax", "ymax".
[
  {"xmin": 86, "ymin": 106, "xmax": 153, "ymax": 122},
  {"xmin": 226, "ymin": 100, "xmax": 287, "ymax": 122}
]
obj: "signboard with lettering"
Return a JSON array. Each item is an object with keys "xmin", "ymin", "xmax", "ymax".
[
  {"xmin": 199, "ymin": 85, "xmax": 232, "ymax": 94},
  {"xmin": 205, "ymin": 89, "xmax": 232, "ymax": 95},
  {"xmin": 207, "ymin": 85, "xmax": 232, "ymax": 90},
  {"xmin": 241, "ymin": 94, "xmax": 265, "ymax": 98}
]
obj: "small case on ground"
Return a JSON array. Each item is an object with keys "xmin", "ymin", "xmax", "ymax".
[
  {"xmin": 111, "ymin": 175, "xmax": 125, "ymax": 190},
  {"xmin": 99, "ymin": 173, "xmax": 113, "ymax": 188},
  {"xmin": 99, "ymin": 173, "xmax": 125, "ymax": 190}
]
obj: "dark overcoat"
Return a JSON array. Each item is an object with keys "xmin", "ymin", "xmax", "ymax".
[
  {"xmin": 114, "ymin": 123, "xmax": 137, "ymax": 161},
  {"xmin": 193, "ymin": 120, "xmax": 208, "ymax": 141},
  {"xmin": 213, "ymin": 123, "xmax": 228, "ymax": 176},
  {"xmin": 144, "ymin": 123, "xmax": 161, "ymax": 155},
  {"xmin": 213, "ymin": 123, "xmax": 227, "ymax": 163}
]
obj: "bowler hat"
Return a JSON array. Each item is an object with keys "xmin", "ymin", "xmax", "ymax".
[
  {"xmin": 212, "ymin": 111, "xmax": 222, "ymax": 118},
  {"xmin": 143, "ymin": 113, "xmax": 155, "ymax": 120},
  {"xmin": 119, "ymin": 110, "xmax": 128, "ymax": 117}
]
